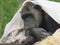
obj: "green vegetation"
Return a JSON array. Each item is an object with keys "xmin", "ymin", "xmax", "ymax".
[
  {"xmin": 0, "ymin": 0, "xmax": 60, "ymax": 37},
  {"xmin": 51, "ymin": 0, "xmax": 60, "ymax": 2},
  {"xmin": 0, "ymin": 0, "xmax": 24, "ymax": 37}
]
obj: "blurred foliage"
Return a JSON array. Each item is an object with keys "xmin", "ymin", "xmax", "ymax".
[
  {"xmin": 0, "ymin": 0, "xmax": 60, "ymax": 37},
  {"xmin": 50, "ymin": 0, "xmax": 60, "ymax": 2}
]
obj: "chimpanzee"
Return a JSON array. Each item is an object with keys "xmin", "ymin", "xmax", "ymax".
[{"xmin": 21, "ymin": 5, "xmax": 60, "ymax": 45}]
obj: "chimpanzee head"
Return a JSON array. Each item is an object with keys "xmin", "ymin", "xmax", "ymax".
[
  {"xmin": 21, "ymin": 4, "xmax": 43, "ymax": 30},
  {"xmin": 21, "ymin": 12, "xmax": 38, "ymax": 29}
]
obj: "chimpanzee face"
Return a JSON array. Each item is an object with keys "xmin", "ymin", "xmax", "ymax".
[{"xmin": 22, "ymin": 12, "xmax": 37, "ymax": 29}]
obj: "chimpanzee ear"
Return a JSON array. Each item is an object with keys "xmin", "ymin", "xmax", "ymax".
[{"xmin": 34, "ymin": 5, "xmax": 42, "ymax": 11}]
